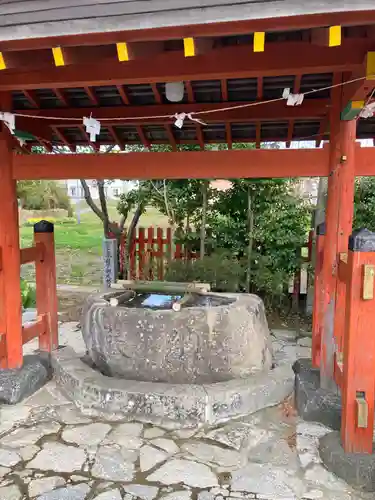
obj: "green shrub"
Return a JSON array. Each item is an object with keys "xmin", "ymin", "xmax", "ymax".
[
  {"xmin": 21, "ymin": 279, "xmax": 36, "ymax": 308},
  {"xmin": 165, "ymin": 252, "xmax": 244, "ymax": 292}
]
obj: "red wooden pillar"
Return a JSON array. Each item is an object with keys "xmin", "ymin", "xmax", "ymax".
[
  {"xmin": 0, "ymin": 128, "xmax": 23, "ymax": 368},
  {"xmin": 34, "ymin": 221, "xmax": 58, "ymax": 352},
  {"xmin": 312, "ymin": 222, "xmax": 325, "ymax": 368},
  {"xmin": 333, "ymin": 120, "xmax": 356, "ymax": 355},
  {"xmin": 320, "ymin": 80, "xmax": 356, "ymax": 388},
  {"xmin": 341, "ymin": 229, "xmax": 375, "ymax": 453}
]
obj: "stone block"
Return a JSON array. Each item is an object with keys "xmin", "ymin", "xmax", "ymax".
[
  {"xmin": 319, "ymin": 431, "xmax": 375, "ymax": 492},
  {"xmin": 0, "ymin": 355, "xmax": 50, "ymax": 404},
  {"xmin": 293, "ymin": 359, "xmax": 341, "ymax": 431},
  {"xmin": 52, "ymin": 347, "xmax": 293, "ymax": 428}
]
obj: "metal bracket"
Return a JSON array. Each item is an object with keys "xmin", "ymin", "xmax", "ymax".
[
  {"xmin": 356, "ymin": 392, "xmax": 369, "ymax": 429},
  {"xmin": 363, "ymin": 265, "xmax": 375, "ymax": 300},
  {"xmin": 339, "ymin": 252, "xmax": 348, "ymax": 264}
]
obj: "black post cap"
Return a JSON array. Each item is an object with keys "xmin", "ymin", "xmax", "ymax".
[
  {"xmin": 349, "ymin": 228, "xmax": 375, "ymax": 252},
  {"xmin": 34, "ymin": 220, "xmax": 54, "ymax": 234},
  {"xmin": 317, "ymin": 222, "xmax": 326, "ymax": 236}
]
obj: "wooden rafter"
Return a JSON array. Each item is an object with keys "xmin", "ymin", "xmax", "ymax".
[
  {"xmin": 221, "ymin": 79, "xmax": 229, "ymax": 101},
  {"xmin": 316, "ymin": 118, "xmax": 328, "ymax": 148},
  {"xmin": 116, "ymin": 85, "xmax": 130, "ymax": 105},
  {"xmin": 51, "ymin": 126, "xmax": 73, "ymax": 152},
  {"xmin": 164, "ymin": 124, "xmax": 177, "ymax": 151},
  {"xmin": 257, "ymin": 77, "xmax": 263, "ymax": 100},
  {"xmin": 53, "ymin": 88, "xmax": 69, "ymax": 107},
  {"xmin": 294, "ymin": 75, "xmax": 302, "ymax": 94},
  {"xmin": 136, "ymin": 126, "xmax": 150, "ymax": 148},
  {"xmin": 256, "ymin": 122, "xmax": 261, "ymax": 149},
  {"xmin": 286, "ymin": 121, "xmax": 294, "ymax": 148},
  {"xmin": 185, "ymin": 81, "xmax": 195, "ymax": 104},
  {"xmin": 84, "ymin": 86, "xmax": 99, "ymax": 106},
  {"xmin": 225, "ymin": 123, "xmax": 233, "ymax": 149},
  {"xmin": 196, "ymin": 125, "xmax": 205, "ymax": 150},
  {"xmin": 22, "ymin": 90, "xmax": 39, "ymax": 108},
  {"xmin": 151, "ymin": 83, "xmax": 162, "ymax": 104},
  {"xmin": 107, "ymin": 126, "xmax": 124, "ymax": 150}
]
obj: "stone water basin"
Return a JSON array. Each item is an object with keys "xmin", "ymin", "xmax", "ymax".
[{"xmin": 81, "ymin": 290, "xmax": 273, "ymax": 384}]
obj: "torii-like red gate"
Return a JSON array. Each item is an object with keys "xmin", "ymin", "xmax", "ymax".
[{"xmin": 1, "ymin": 5, "xmax": 375, "ymax": 455}]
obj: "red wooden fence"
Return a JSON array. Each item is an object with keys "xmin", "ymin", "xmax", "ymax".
[{"xmin": 120, "ymin": 227, "xmax": 199, "ymax": 280}]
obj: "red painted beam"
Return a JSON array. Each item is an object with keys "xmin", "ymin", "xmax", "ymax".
[
  {"xmin": 0, "ymin": 41, "xmax": 368, "ymax": 91},
  {"xmin": 14, "ymin": 99, "xmax": 330, "ymax": 125},
  {"xmin": 13, "ymin": 148, "xmax": 330, "ymax": 180},
  {"xmin": 117, "ymin": 85, "xmax": 130, "ymax": 105},
  {"xmin": 1, "ymin": 12, "xmax": 375, "ymax": 51}
]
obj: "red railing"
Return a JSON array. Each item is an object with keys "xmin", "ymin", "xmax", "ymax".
[
  {"xmin": 120, "ymin": 227, "xmax": 199, "ymax": 280},
  {"xmin": 0, "ymin": 221, "xmax": 58, "ymax": 368}
]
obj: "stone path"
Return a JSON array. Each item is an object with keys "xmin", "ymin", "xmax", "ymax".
[{"xmin": 0, "ymin": 324, "xmax": 370, "ymax": 500}]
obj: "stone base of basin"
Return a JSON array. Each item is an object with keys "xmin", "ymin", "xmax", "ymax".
[{"xmin": 52, "ymin": 346, "xmax": 294, "ymax": 428}]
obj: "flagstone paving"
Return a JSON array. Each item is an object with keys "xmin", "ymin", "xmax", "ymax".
[{"xmin": 0, "ymin": 324, "xmax": 371, "ymax": 499}]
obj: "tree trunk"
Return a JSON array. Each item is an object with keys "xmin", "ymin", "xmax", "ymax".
[
  {"xmin": 97, "ymin": 180, "xmax": 110, "ymax": 237},
  {"xmin": 124, "ymin": 203, "xmax": 144, "ymax": 279},
  {"xmin": 246, "ymin": 186, "xmax": 254, "ymax": 293},
  {"xmin": 200, "ymin": 180, "xmax": 208, "ymax": 260}
]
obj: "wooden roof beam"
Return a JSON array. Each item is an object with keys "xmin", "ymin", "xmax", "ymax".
[
  {"xmin": 221, "ymin": 79, "xmax": 228, "ymax": 102},
  {"xmin": 164, "ymin": 124, "xmax": 178, "ymax": 151},
  {"xmin": 22, "ymin": 90, "xmax": 39, "ymax": 108},
  {"xmin": 12, "ymin": 148, "xmax": 331, "ymax": 180},
  {"xmin": 257, "ymin": 77, "xmax": 263, "ymax": 101},
  {"xmin": 225, "ymin": 123, "xmax": 233, "ymax": 149},
  {"xmin": 52, "ymin": 126, "xmax": 74, "ymax": 152},
  {"xmin": 316, "ymin": 119, "xmax": 328, "ymax": 148},
  {"xmin": 53, "ymin": 88, "xmax": 69, "ymax": 106},
  {"xmin": 84, "ymin": 87, "xmax": 99, "ymax": 106},
  {"xmin": 1, "ymin": 41, "xmax": 369, "ymax": 90},
  {"xmin": 151, "ymin": 83, "xmax": 162, "ymax": 104},
  {"xmin": 107, "ymin": 126, "xmax": 125, "ymax": 150},
  {"xmin": 196, "ymin": 125, "xmax": 205, "ymax": 150},
  {"xmin": 116, "ymin": 85, "xmax": 130, "ymax": 105},
  {"xmin": 136, "ymin": 126, "xmax": 150, "ymax": 149},
  {"xmin": 286, "ymin": 120, "xmax": 294, "ymax": 148},
  {"xmin": 256, "ymin": 122, "xmax": 261, "ymax": 149},
  {"xmin": 186, "ymin": 81, "xmax": 195, "ymax": 103}
]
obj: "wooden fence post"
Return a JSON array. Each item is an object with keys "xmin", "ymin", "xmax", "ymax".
[
  {"xmin": 34, "ymin": 220, "xmax": 58, "ymax": 352},
  {"xmin": 341, "ymin": 228, "xmax": 375, "ymax": 453}
]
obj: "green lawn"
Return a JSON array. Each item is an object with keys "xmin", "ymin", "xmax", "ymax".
[{"xmin": 20, "ymin": 206, "xmax": 168, "ymax": 285}]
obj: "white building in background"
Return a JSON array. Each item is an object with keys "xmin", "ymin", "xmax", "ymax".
[{"xmin": 64, "ymin": 180, "xmax": 133, "ymax": 200}]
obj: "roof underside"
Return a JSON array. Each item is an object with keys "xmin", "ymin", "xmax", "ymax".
[
  {"xmin": 0, "ymin": 1, "xmax": 375, "ymax": 41},
  {"xmin": 1, "ymin": 12, "xmax": 375, "ymax": 152},
  {"xmin": 11, "ymin": 74, "xmax": 375, "ymax": 149}
]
